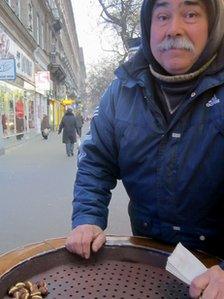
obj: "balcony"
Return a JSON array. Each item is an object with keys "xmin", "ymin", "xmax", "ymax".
[
  {"xmin": 53, "ymin": 20, "xmax": 62, "ymax": 32},
  {"xmin": 45, "ymin": 0, "xmax": 62, "ymax": 32},
  {"xmin": 48, "ymin": 52, "xmax": 66, "ymax": 83}
]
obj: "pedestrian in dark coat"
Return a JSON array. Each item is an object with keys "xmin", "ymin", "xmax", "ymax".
[
  {"xmin": 58, "ymin": 108, "xmax": 79, "ymax": 156},
  {"xmin": 75, "ymin": 112, "xmax": 84, "ymax": 137},
  {"xmin": 41, "ymin": 114, "xmax": 50, "ymax": 140}
]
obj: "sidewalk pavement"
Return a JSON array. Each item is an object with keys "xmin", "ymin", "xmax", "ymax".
[
  {"xmin": 0, "ymin": 130, "xmax": 78, "ymax": 254},
  {"xmin": 0, "ymin": 123, "xmax": 131, "ymax": 255}
]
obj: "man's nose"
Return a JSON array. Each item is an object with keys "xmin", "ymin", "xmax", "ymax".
[{"xmin": 166, "ymin": 15, "xmax": 184, "ymax": 37}]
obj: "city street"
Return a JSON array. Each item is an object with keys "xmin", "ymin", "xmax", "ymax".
[{"xmin": 0, "ymin": 124, "xmax": 131, "ymax": 255}]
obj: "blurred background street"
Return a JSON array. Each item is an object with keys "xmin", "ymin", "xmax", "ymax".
[
  {"xmin": 0, "ymin": 0, "xmax": 139, "ymax": 256},
  {"xmin": 0, "ymin": 123, "xmax": 131, "ymax": 255}
]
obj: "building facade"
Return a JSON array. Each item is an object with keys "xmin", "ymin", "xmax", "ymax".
[{"xmin": 0, "ymin": 0, "xmax": 86, "ymax": 154}]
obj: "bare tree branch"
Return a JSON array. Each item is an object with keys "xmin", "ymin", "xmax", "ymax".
[
  {"xmin": 98, "ymin": 0, "xmax": 122, "ymax": 26},
  {"xmin": 97, "ymin": 0, "xmax": 141, "ymax": 60},
  {"xmin": 86, "ymin": 0, "xmax": 141, "ymax": 110}
]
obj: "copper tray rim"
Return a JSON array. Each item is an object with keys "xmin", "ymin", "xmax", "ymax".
[
  {"xmin": 0, "ymin": 239, "xmax": 171, "ymax": 281},
  {"xmin": 0, "ymin": 235, "xmax": 221, "ymax": 281}
]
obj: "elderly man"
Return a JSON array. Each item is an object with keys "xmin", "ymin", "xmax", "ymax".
[{"xmin": 66, "ymin": 0, "xmax": 224, "ymax": 297}]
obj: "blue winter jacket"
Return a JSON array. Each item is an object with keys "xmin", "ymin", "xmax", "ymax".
[{"xmin": 72, "ymin": 57, "xmax": 224, "ymax": 259}]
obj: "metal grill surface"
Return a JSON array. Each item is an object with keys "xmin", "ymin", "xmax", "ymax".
[{"xmin": 0, "ymin": 246, "xmax": 189, "ymax": 298}]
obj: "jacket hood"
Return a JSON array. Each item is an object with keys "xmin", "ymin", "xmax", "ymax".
[
  {"xmin": 116, "ymin": 0, "xmax": 224, "ymax": 82},
  {"xmin": 115, "ymin": 47, "xmax": 149, "ymax": 84}
]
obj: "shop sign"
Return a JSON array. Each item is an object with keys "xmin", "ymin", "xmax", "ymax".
[
  {"xmin": 24, "ymin": 81, "xmax": 35, "ymax": 91},
  {"xmin": 62, "ymin": 99, "xmax": 74, "ymax": 106},
  {"xmin": 0, "ymin": 26, "xmax": 34, "ymax": 82},
  {"xmin": 35, "ymin": 71, "xmax": 51, "ymax": 95},
  {"xmin": 0, "ymin": 58, "xmax": 16, "ymax": 80}
]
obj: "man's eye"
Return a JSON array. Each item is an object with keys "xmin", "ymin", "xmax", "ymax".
[
  {"xmin": 157, "ymin": 14, "xmax": 169, "ymax": 21},
  {"xmin": 185, "ymin": 12, "xmax": 198, "ymax": 19}
]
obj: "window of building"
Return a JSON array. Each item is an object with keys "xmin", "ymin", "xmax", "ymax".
[
  {"xmin": 36, "ymin": 13, "xmax": 40, "ymax": 45},
  {"xmin": 5, "ymin": 0, "xmax": 21, "ymax": 18},
  {"xmin": 46, "ymin": 23, "xmax": 50, "ymax": 53},
  {"xmin": 28, "ymin": 2, "xmax": 33, "ymax": 32},
  {"xmin": 40, "ymin": 23, "xmax": 44, "ymax": 49}
]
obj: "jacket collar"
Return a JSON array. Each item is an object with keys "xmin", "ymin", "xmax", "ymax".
[{"xmin": 115, "ymin": 49, "xmax": 224, "ymax": 94}]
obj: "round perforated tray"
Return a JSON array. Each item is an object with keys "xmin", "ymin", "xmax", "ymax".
[{"xmin": 0, "ymin": 245, "xmax": 189, "ymax": 298}]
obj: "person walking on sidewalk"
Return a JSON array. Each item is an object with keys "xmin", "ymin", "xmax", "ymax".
[
  {"xmin": 75, "ymin": 112, "xmax": 84, "ymax": 137},
  {"xmin": 75, "ymin": 111, "xmax": 84, "ymax": 149},
  {"xmin": 41, "ymin": 114, "xmax": 50, "ymax": 140},
  {"xmin": 58, "ymin": 108, "xmax": 79, "ymax": 157}
]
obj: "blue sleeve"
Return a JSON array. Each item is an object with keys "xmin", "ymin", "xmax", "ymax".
[
  {"xmin": 71, "ymin": 81, "xmax": 120, "ymax": 230},
  {"xmin": 219, "ymin": 260, "xmax": 224, "ymax": 270}
]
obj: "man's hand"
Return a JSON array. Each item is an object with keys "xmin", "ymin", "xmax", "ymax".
[
  {"xmin": 189, "ymin": 265, "xmax": 224, "ymax": 298},
  {"xmin": 65, "ymin": 224, "xmax": 106, "ymax": 259}
]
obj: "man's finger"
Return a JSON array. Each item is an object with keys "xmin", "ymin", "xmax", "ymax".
[
  {"xmin": 81, "ymin": 230, "xmax": 94, "ymax": 259},
  {"xmin": 189, "ymin": 271, "xmax": 209, "ymax": 298},
  {"xmin": 201, "ymin": 285, "xmax": 218, "ymax": 299},
  {"xmin": 65, "ymin": 225, "xmax": 104, "ymax": 258},
  {"xmin": 66, "ymin": 230, "xmax": 83, "ymax": 256},
  {"xmin": 92, "ymin": 232, "xmax": 106, "ymax": 252}
]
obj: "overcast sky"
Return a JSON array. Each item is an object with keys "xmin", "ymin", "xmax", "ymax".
[{"xmin": 71, "ymin": 0, "xmax": 110, "ymax": 69}]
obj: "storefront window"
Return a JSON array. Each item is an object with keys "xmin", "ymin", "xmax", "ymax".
[
  {"xmin": 28, "ymin": 99, "xmax": 35, "ymax": 129},
  {"xmin": 15, "ymin": 96, "xmax": 24, "ymax": 139},
  {"xmin": 0, "ymin": 81, "xmax": 35, "ymax": 139},
  {"xmin": 0, "ymin": 82, "xmax": 19, "ymax": 136},
  {"xmin": 49, "ymin": 101, "xmax": 54, "ymax": 128},
  {"xmin": 8, "ymin": 97, "xmax": 15, "ymax": 135}
]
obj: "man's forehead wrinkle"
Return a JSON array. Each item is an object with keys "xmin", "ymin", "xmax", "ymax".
[
  {"xmin": 153, "ymin": 0, "xmax": 169, "ymax": 9},
  {"xmin": 183, "ymin": 0, "xmax": 203, "ymax": 6},
  {"xmin": 153, "ymin": 0, "xmax": 203, "ymax": 9}
]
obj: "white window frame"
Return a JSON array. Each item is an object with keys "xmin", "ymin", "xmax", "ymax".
[
  {"xmin": 5, "ymin": 0, "xmax": 20, "ymax": 18},
  {"xmin": 36, "ymin": 13, "xmax": 40, "ymax": 45},
  {"xmin": 28, "ymin": 1, "xmax": 34, "ymax": 32},
  {"xmin": 17, "ymin": 0, "xmax": 20, "ymax": 18},
  {"xmin": 41, "ymin": 23, "xmax": 44, "ymax": 49}
]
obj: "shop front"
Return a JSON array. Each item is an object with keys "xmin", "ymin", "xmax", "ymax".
[
  {"xmin": 0, "ymin": 81, "xmax": 35, "ymax": 141},
  {"xmin": 35, "ymin": 71, "xmax": 52, "ymax": 132},
  {"xmin": 49, "ymin": 98, "xmax": 65, "ymax": 131},
  {"xmin": 0, "ymin": 24, "xmax": 36, "ymax": 149},
  {"xmin": 48, "ymin": 97, "xmax": 75, "ymax": 131}
]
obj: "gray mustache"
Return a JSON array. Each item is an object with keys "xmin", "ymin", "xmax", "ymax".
[{"xmin": 157, "ymin": 37, "xmax": 195, "ymax": 52}]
